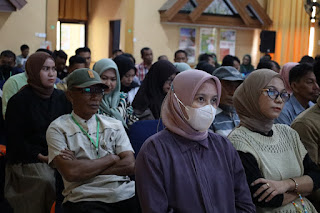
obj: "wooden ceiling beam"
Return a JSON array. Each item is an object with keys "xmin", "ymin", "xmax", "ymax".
[
  {"xmin": 229, "ymin": 0, "xmax": 254, "ymax": 26},
  {"xmin": 189, "ymin": 0, "xmax": 213, "ymax": 22},
  {"xmin": 160, "ymin": 12, "xmax": 262, "ymax": 29},
  {"xmin": 247, "ymin": 0, "xmax": 272, "ymax": 27},
  {"xmin": 164, "ymin": 0, "xmax": 189, "ymax": 21}
]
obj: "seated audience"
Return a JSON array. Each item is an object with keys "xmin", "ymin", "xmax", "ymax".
[
  {"xmin": 221, "ymin": 55, "xmax": 240, "ymax": 71},
  {"xmin": 46, "ymin": 68, "xmax": 138, "ymax": 213},
  {"xmin": 132, "ymin": 60, "xmax": 178, "ymax": 120},
  {"xmin": 157, "ymin": 55, "xmax": 168, "ymax": 61},
  {"xmin": 173, "ymin": 62, "xmax": 191, "ymax": 72},
  {"xmin": 93, "ymin": 58, "xmax": 138, "ymax": 128},
  {"xmin": 257, "ymin": 59, "xmax": 281, "ymax": 73},
  {"xmin": 195, "ymin": 61, "xmax": 215, "ymax": 74},
  {"xmin": 114, "ymin": 55, "xmax": 140, "ymax": 105},
  {"xmin": 2, "ymin": 71, "xmax": 28, "ymax": 118},
  {"xmin": 270, "ymin": 60, "xmax": 281, "ymax": 73},
  {"xmin": 173, "ymin": 49, "xmax": 188, "ymax": 63},
  {"xmin": 211, "ymin": 53, "xmax": 220, "ymax": 68},
  {"xmin": 56, "ymin": 55, "xmax": 86, "ymax": 91},
  {"xmin": 279, "ymin": 62, "xmax": 299, "ymax": 94},
  {"xmin": 299, "ymin": 55, "xmax": 314, "ymax": 64},
  {"xmin": 198, "ymin": 53, "xmax": 215, "ymax": 66},
  {"xmin": 314, "ymin": 59, "xmax": 320, "ymax": 87},
  {"xmin": 210, "ymin": 66, "xmax": 244, "ymax": 136},
  {"xmin": 53, "ymin": 50, "xmax": 68, "ymax": 80},
  {"xmin": 135, "ymin": 70, "xmax": 255, "ymax": 212},
  {"xmin": 240, "ymin": 54, "xmax": 254, "ymax": 75},
  {"xmin": 233, "ymin": 56, "xmax": 241, "ymax": 71},
  {"xmin": 5, "ymin": 52, "xmax": 72, "ymax": 213},
  {"xmin": 76, "ymin": 47, "xmax": 91, "ymax": 68},
  {"xmin": 112, "ymin": 49, "xmax": 123, "ymax": 59},
  {"xmin": 136, "ymin": 47, "xmax": 153, "ymax": 82},
  {"xmin": 292, "ymin": 97, "xmax": 320, "ymax": 211},
  {"xmin": 0, "ymin": 50, "xmax": 23, "ymax": 89},
  {"xmin": 228, "ymin": 69, "xmax": 320, "ymax": 212},
  {"xmin": 275, "ymin": 63, "xmax": 319, "ymax": 125},
  {"xmin": 16, "ymin": 44, "xmax": 29, "ymax": 71}
]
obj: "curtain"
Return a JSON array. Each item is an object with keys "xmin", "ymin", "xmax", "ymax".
[
  {"xmin": 267, "ymin": 0, "xmax": 310, "ymax": 64},
  {"xmin": 59, "ymin": 0, "xmax": 88, "ymax": 21}
]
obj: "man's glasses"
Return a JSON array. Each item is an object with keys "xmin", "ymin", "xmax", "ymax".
[
  {"xmin": 73, "ymin": 87, "xmax": 105, "ymax": 96},
  {"xmin": 261, "ymin": 88, "xmax": 290, "ymax": 102}
]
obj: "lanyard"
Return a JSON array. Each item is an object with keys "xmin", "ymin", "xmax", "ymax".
[{"xmin": 71, "ymin": 114, "xmax": 100, "ymax": 158}]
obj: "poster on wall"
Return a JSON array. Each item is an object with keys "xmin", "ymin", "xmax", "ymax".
[
  {"xmin": 200, "ymin": 28, "xmax": 217, "ymax": 54},
  {"xmin": 219, "ymin": 29, "xmax": 236, "ymax": 60},
  {"xmin": 179, "ymin": 27, "xmax": 196, "ymax": 64}
]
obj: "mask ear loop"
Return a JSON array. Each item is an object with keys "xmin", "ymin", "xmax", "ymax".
[{"xmin": 171, "ymin": 85, "xmax": 189, "ymax": 122}]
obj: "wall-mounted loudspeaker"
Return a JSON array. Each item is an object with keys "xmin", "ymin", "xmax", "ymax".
[{"xmin": 260, "ymin": 30, "xmax": 276, "ymax": 53}]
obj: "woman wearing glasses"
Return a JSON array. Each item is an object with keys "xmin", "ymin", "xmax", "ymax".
[{"xmin": 228, "ymin": 69, "xmax": 320, "ymax": 212}]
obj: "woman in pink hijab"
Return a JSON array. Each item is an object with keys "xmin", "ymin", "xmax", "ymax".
[
  {"xmin": 135, "ymin": 70, "xmax": 255, "ymax": 213},
  {"xmin": 279, "ymin": 62, "xmax": 299, "ymax": 94}
]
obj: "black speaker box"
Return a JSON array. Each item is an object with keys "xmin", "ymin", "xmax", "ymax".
[{"xmin": 260, "ymin": 30, "xmax": 276, "ymax": 53}]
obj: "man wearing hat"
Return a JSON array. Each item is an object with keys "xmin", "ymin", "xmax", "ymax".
[
  {"xmin": 210, "ymin": 66, "xmax": 245, "ymax": 137},
  {"xmin": 46, "ymin": 68, "xmax": 138, "ymax": 212}
]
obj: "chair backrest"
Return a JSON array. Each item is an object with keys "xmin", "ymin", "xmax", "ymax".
[{"xmin": 128, "ymin": 119, "xmax": 165, "ymax": 157}]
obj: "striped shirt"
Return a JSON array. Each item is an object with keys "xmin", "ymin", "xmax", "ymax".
[
  {"xmin": 135, "ymin": 62, "xmax": 149, "ymax": 82},
  {"xmin": 210, "ymin": 105, "xmax": 240, "ymax": 137}
]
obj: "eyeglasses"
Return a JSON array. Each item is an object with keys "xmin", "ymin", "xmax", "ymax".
[
  {"xmin": 261, "ymin": 88, "xmax": 290, "ymax": 102},
  {"xmin": 72, "ymin": 87, "xmax": 105, "ymax": 96}
]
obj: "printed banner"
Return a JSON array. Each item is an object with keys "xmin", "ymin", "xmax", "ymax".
[
  {"xmin": 200, "ymin": 28, "xmax": 217, "ymax": 54},
  {"xmin": 179, "ymin": 28, "xmax": 196, "ymax": 64},
  {"xmin": 219, "ymin": 29, "xmax": 236, "ymax": 60}
]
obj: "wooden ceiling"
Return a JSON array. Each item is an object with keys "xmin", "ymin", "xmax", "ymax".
[
  {"xmin": 159, "ymin": 0, "xmax": 272, "ymax": 29},
  {"xmin": 0, "ymin": 0, "xmax": 27, "ymax": 12}
]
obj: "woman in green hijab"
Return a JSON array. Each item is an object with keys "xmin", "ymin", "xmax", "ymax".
[{"xmin": 93, "ymin": 58, "xmax": 138, "ymax": 129}]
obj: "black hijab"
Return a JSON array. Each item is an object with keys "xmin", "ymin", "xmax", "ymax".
[
  {"xmin": 113, "ymin": 55, "xmax": 139, "ymax": 93},
  {"xmin": 132, "ymin": 60, "xmax": 178, "ymax": 119}
]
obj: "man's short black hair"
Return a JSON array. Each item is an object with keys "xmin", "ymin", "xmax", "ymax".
[
  {"xmin": 198, "ymin": 53, "xmax": 213, "ymax": 63},
  {"xmin": 314, "ymin": 60, "xmax": 320, "ymax": 86},
  {"xmin": 20, "ymin": 44, "xmax": 29, "ymax": 51},
  {"xmin": 140, "ymin": 47, "xmax": 151, "ymax": 57},
  {"xmin": 75, "ymin": 47, "xmax": 91, "ymax": 55},
  {"xmin": 0, "ymin": 50, "xmax": 16, "ymax": 61},
  {"xmin": 289, "ymin": 63, "xmax": 314, "ymax": 84},
  {"xmin": 69, "ymin": 55, "xmax": 86, "ymax": 67},
  {"xmin": 299, "ymin": 55, "xmax": 314, "ymax": 64},
  {"xmin": 271, "ymin": 60, "xmax": 280, "ymax": 70},
  {"xmin": 174, "ymin": 49, "xmax": 188, "ymax": 59},
  {"xmin": 53, "ymin": 50, "xmax": 68, "ymax": 60},
  {"xmin": 122, "ymin": 53, "xmax": 136, "ymax": 64},
  {"xmin": 112, "ymin": 49, "xmax": 122, "ymax": 55},
  {"xmin": 257, "ymin": 60, "xmax": 273, "ymax": 70},
  {"xmin": 221, "ymin": 55, "xmax": 235, "ymax": 66},
  {"xmin": 233, "ymin": 56, "xmax": 240, "ymax": 64},
  {"xmin": 36, "ymin": 48, "xmax": 53, "ymax": 56}
]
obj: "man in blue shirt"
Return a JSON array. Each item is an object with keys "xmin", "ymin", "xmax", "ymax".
[
  {"xmin": 210, "ymin": 66, "xmax": 244, "ymax": 136},
  {"xmin": 275, "ymin": 63, "xmax": 319, "ymax": 125}
]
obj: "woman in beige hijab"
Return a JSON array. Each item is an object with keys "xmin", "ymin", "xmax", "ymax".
[{"xmin": 228, "ymin": 69, "xmax": 320, "ymax": 212}]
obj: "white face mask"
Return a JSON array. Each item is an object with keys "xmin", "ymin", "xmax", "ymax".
[{"xmin": 174, "ymin": 93, "xmax": 217, "ymax": 132}]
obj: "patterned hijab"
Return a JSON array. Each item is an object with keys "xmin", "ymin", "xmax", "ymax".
[
  {"xmin": 93, "ymin": 58, "xmax": 126, "ymax": 128},
  {"xmin": 279, "ymin": 62, "xmax": 298, "ymax": 94},
  {"xmin": 26, "ymin": 52, "xmax": 55, "ymax": 99},
  {"xmin": 132, "ymin": 60, "xmax": 178, "ymax": 119},
  {"xmin": 233, "ymin": 69, "xmax": 281, "ymax": 133},
  {"xmin": 161, "ymin": 70, "xmax": 221, "ymax": 141}
]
